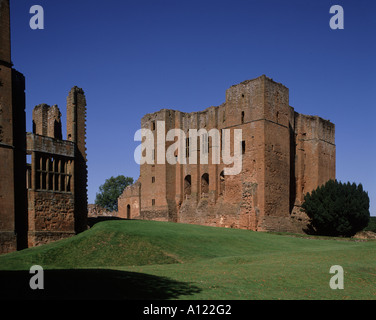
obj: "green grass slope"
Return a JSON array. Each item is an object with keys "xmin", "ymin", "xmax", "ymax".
[{"xmin": 0, "ymin": 220, "xmax": 375, "ymax": 299}]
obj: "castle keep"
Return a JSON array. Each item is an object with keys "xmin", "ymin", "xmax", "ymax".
[
  {"xmin": 0, "ymin": 0, "xmax": 88, "ymax": 253},
  {"xmin": 118, "ymin": 76, "xmax": 336, "ymax": 233}
]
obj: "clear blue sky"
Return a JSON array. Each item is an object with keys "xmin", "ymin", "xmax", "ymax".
[{"xmin": 9, "ymin": 0, "xmax": 376, "ymax": 215}]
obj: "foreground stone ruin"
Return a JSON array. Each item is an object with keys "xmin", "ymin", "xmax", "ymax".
[{"xmin": 0, "ymin": 0, "xmax": 88, "ymax": 253}]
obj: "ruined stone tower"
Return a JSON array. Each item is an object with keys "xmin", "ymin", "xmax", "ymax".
[
  {"xmin": 118, "ymin": 76, "xmax": 336, "ymax": 233},
  {"xmin": 0, "ymin": 1, "xmax": 88, "ymax": 252},
  {"xmin": 26, "ymin": 89, "xmax": 88, "ymax": 247},
  {"xmin": 0, "ymin": 0, "xmax": 27, "ymax": 253},
  {"xmin": 67, "ymin": 86, "xmax": 88, "ymax": 234}
]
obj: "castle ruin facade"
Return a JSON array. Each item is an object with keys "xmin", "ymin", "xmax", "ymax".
[
  {"xmin": 118, "ymin": 75, "xmax": 335, "ymax": 233},
  {"xmin": 0, "ymin": 0, "xmax": 88, "ymax": 253}
]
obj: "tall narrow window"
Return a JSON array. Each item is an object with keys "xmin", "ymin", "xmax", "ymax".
[
  {"xmin": 26, "ymin": 164, "xmax": 32, "ymax": 189},
  {"xmin": 41, "ymin": 156, "xmax": 47, "ymax": 190},
  {"xmin": 221, "ymin": 129, "xmax": 225, "ymax": 153},
  {"xmin": 35, "ymin": 154, "xmax": 41, "ymax": 189},
  {"xmin": 152, "ymin": 121, "xmax": 155, "ymax": 131},
  {"xmin": 219, "ymin": 171, "xmax": 225, "ymax": 196},
  {"xmin": 242, "ymin": 140, "xmax": 246, "ymax": 155},
  {"xmin": 202, "ymin": 133, "xmax": 209, "ymax": 154},
  {"xmin": 186, "ymin": 137, "xmax": 190, "ymax": 158},
  {"xmin": 152, "ymin": 199, "xmax": 155, "ymax": 206},
  {"xmin": 152, "ymin": 176, "xmax": 155, "ymax": 183},
  {"xmin": 241, "ymin": 111, "xmax": 245, "ymax": 124},
  {"xmin": 66, "ymin": 175, "xmax": 71, "ymax": 192}
]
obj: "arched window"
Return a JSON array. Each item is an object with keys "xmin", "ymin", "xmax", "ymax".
[
  {"xmin": 184, "ymin": 175, "xmax": 191, "ymax": 199},
  {"xmin": 201, "ymin": 173, "xmax": 209, "ymax": 196}
]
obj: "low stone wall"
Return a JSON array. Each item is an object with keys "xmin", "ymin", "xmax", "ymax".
[{"xmin": 88, "ymin": 204, "xmax": 115, "ymax": 217}]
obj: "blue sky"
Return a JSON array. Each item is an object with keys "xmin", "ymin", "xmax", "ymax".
[{"xmin": 9, "ymin": 0, "xmax": 376, "ymax": 215}]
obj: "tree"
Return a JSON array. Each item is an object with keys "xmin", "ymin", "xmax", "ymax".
[
  {"xmin": 95, "ymin": 175, "xmax": 133, "ymax": 212},
  {"xmin": 301, "ymin": 179, "xmax": 370, "ymax": 237}
]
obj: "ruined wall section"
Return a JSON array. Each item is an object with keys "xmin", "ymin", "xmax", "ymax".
[
  {"xmin": 67, "ymin": 87, "xmax": 88, "ymax": 233},
  {"xmin": 221, "ymin": 76, "xmax": 293, "ymax": 231},
  {"xmin": 27, "ymin": 191, "xmax": 75, "ymax": 247},
  {"xmin": 47, "ymin": 105, "xmax": 62, "ymax": 140},
  {"xmin": 0, "ymin": 0, "xmax": 16, "ymax": 254},
  {"xmin": 0, "ymin": 0, "xmax": 11, "ymax": 64},
  {"xmin": 257, "ymin": 77, "xmax": 292, "ymax": 232},
  {"xmin": 291, "ymin": 113, "xmax": 336, "ymax": 230},
  {"xmin": 33, "ymin": 104, "xmax": 49, "ymax": 136},
  {"xmin": 224, "ymin": 77, "xmax": 266, "ymax": 230},
  {"xmin": 177, "ymin": 106, "xmax": 226, "ymax": 226},
  {"xmin": 33, "ymin": 104, "xmax": 62, "ymax": 139},
  {"xmin": 27, "ymin": 87, "xmax": 89, "ymax": 248},
  {"xmin": 119, "ymin": 76, "xmax": 297, "ymax": 231},
  {"xmin": 0, "ymin": 0, "xmax": 90, "ymax": 252},
  {"xmin": 26, "ymin": 86, "xmax": 89, "ymax": 247},
  {"xmin": 174, "ymin": 76, "xmax": 271, "ymax": 230},
  {"xmin": 117, "ymin": 75, "xmax": 336, "ymax": 234},
  {"xmin": 26, "ymin": 133, "xmax": 75, "ymax": 247},
  {"xmin": 138, "ymin": 110, "xmax": 174, "ymax": 221},
  {"xmin": 118, "ymin": 180, "xmax": 141, "ymax": 219},
  {"xmin": 165, "ymin": 110, "xmax": 179, "ymax": 222},
  {"xmin": 0, "ymin": 0, "xmax": 27, "ymax": 253}
]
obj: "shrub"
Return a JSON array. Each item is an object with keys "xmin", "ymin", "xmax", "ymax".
[{"xmin": 301, "ymin": 179, "xmax": 370, "ymax": 237}]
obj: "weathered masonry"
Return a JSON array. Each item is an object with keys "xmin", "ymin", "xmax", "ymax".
[
  {"xmin": 26, "ymin": 87, "xmax": 88, "ymax": 248},
  {"xmin": 118, "ymin": 75, "xmax": 335, "ymax": 233},
  {"xmin": 0, "ymin": 0, "xmax": 88, "ymax": 254}
]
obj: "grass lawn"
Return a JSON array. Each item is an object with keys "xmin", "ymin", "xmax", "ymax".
[{"xmin": 0, "ymin": 219, "xmax": 375, "ymax": 300}]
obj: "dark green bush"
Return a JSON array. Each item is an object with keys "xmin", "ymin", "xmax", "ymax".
[{"xmin": 302, "ymin": 179, "xmax": 370, "ymax": 237}]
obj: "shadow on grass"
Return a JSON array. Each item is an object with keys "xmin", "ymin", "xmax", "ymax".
[{"xmin": 0, "ymin": 269, "xmax": 201, "ymax": 300}]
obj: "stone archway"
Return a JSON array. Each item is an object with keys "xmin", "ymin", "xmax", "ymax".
[
  {"xmin": 127, "ymin": 204, "xmax": 131, "ymax": 219},
  {"xmin": 201, "ymin": 173, "xmax": 209, "ymax": 196},
  {"xmin": 184, "ymin": 175, "xmax": 191, "ymax": 199}
]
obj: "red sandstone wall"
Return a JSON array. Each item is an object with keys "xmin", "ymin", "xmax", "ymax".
[
  {"xmin": 27, "ymin": 190, "xmax": 75, "ymax": 247},
  {"xmin": 25, "ymin": 88, "xmax": 88, "ymax": 249},
  {"xmin": 67, "ymin": 87, "xmax": 88, "ymax": 233},
  {"xmin": 0, "ymin": 0, "xmax": 27, "ymax": 253},
  {"xmin": 118, "ymin": 75, "xmax": 336, "ymax": 234},
  {"xmin": 118, "ymin": 180, "xmax": 141, "ymax": 219},
  {"xmin": 0, "ymin": 0, "xmax": 11, "ymax": 64},
  {"xmin": 1, "ymin": 0, "xmax": 89, "ymax": 253},
  {"xmin": 0, "ymin": 50, "xmax": 15, "ymax": 252}
]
